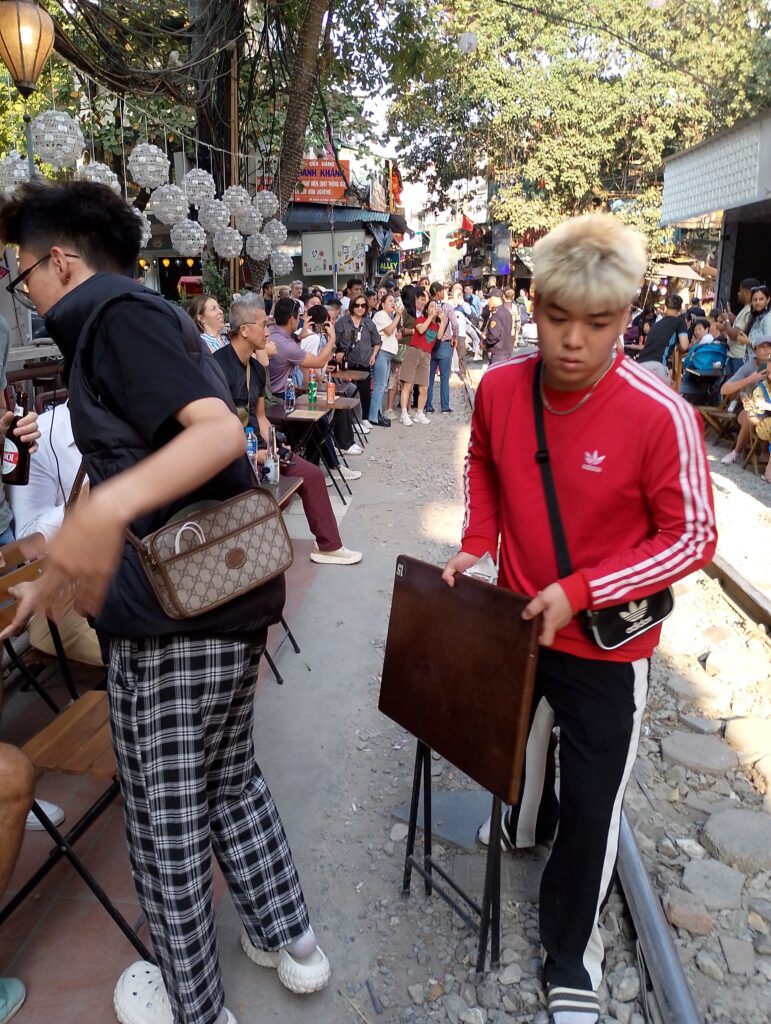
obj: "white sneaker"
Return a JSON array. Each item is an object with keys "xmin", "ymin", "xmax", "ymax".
[
  {"xmin": 384, "ymin": 409, "xmax": 397, "ymax": 419},
  {"xmin": 359, "ymin": 421, "xmax": 371, "ymax": 435},
  {"xmin": 241, "ymin": 928, "xmax": 331, "ymax": 994},
  {"xmin": 26, "ymin": 799, "xmax": 65, "ymax": 831},
  {"xmin": 720, "ymin": 450, "xmax": 739, "ymax": 465},
  {"xmin": 338, "ymin": 465, "xmax": 362, "ymax": 481},
  {"xmin": 342, "ymin": 443, "xmax": 363, "ymax": 456},
  {"xmin": 310, "ymin": 546, "xmax": 362, "ymax": 565},
  {"xmin": 414, "ymin": 411, "xmax": 431, "ymax": 425},
  {"xmin": 400, "ymin": 410, "xmax": 413, "ymax": 426}
]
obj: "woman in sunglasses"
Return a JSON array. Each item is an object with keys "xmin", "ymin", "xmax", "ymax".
[{"xmin": 334, "ymin": 294, "xmax": 381, "ymax": 422}]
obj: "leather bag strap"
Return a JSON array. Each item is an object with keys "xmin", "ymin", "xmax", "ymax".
[{"xmin": 531, "ymin": 362, "xmax": 574, "ymax": 579}]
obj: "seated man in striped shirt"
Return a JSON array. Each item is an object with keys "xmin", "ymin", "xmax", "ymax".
[{"xmin": 444, "ymin": 214, "xmax": 717, "ymax": 1024}]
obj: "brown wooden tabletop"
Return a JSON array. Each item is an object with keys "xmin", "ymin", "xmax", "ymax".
[
  {"xmin": 261, "ymin": 475, "xmax": 303, "ymax": 508},
  {"xmin": 332, "ymin": 369, "xmax": 370, "ymax": 382}
]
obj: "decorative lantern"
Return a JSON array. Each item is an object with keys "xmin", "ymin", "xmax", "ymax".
[
  {"xmin": 198, "ymin": 199, "xmax": 229, "ymax": 234},
  {"xmin": 148, "ymin": 184, "xmax": 187, "ymax": 226},
  {"xmin": 30, "ymin": 110, "xmax": 84, "ymax": 169},
  {"xmin": 245, "ymin": 232, "xmax": 271, "ymax": 261},
  {"xmin": 263, "ymin": 218, "xmax": 287, "ymax": 244},
  {"xmin": 222, "ymin": 184, "xmax": 251, "ymax": 215},
  {"xmin": 76, "ymin": 160, "xmax": 121, "ymax": 193},
  {"xmin": 213, "ymin": 227, "xmax": 243, "ymax": 259},
  {"xmin": 170, "ymin": 219, "xmax": 207, "ymax": 257},
  {"xmin": 235, "ymin": 206, "xmax": 262, "ymax": 236},
  {"xmin": 270, "ymin": 251, "xmax": 294, "ymax": 277},
  {"xmin": 183, "ymin": 168, "xmax": 215, "ymax": 208},
  {"xmin": 0, "ymin": 150, "xmax": 34, "ymax": 192},
  {"xmin": 127, "ymin": 142, "xmax": 169, "ymax": 189},
  {"xmin": 253, "ymin": 189, "xmax": 279, "ymax": 219},
  {"xmin": 133, "ymin": 208, "xmax": 153, "ymax": 248},
  {"xmin": 458, "ymin": 31, "xmax": 478, "ymax": 54},
  {"xmin": 0, "ymin": 1, "xmax": 55, "ymax": 98}
]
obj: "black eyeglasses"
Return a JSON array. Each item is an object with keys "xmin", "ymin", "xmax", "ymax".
[
  {"xmin": 351, "ymin": 302, "xmax": 367, "ymax": 310},
  {"xmin": 6, "ymin": 252, "xmax": 80, "ymax": 311}
]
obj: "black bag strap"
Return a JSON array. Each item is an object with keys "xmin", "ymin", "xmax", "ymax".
[{"xmin": 532, "ymin": 361, "xmax": 574, "ymax": 579}]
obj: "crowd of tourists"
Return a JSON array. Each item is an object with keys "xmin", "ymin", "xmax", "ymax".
[{"xmin": 626, "ymin": 279, "xmax": 771, "ymax": 482}]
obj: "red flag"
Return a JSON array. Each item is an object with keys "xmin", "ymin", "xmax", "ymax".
[{"xmin": 461, "ymin": 213, "xmax": 474, "ymax": 232}]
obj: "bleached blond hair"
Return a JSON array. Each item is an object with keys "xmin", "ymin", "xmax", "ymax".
[{"xmin": 532, "ymin": 214, "xmax": 647, "ymax": 313}]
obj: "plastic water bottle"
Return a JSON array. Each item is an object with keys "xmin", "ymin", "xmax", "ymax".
[
  {"xmin": 326, "ymin": 369, "xmax": 336, "ymax": 405},
  {"xmin": 308, "ymin": 369, "xmax": 317, "ymax": 406},
  {"xmin": 284, "ymin": 375, "xmax": 296, "ymax": 413},
  {"xmin": 245, "ymin": 426, "xmax": 257, "ymax": 462}
]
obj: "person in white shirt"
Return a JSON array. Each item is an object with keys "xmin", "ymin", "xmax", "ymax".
[
  {"xmin": 9, "ymin": 402, "xmax": 102, "ymax": 667},
  {"xmin": 370, "ymin": 294, "xmax": 401, "ymax": 426}
]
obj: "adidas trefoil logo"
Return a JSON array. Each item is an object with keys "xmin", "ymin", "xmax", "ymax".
[
  {"xmin": 620, "ymin": 600, "xmax": 648, "ymax": 623},
  {"xmin": 581, "ymin": 450, "xmax": 606, "ymax": 473}
]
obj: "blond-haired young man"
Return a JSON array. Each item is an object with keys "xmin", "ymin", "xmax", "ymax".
[{"xmin": 444, "ymin": 215, "xmax": 716, "ymax": 1024}]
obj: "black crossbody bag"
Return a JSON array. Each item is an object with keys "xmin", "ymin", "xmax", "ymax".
[{"xmin": 531, "ymin": 362, "xmax": 674, "ymax": 651}]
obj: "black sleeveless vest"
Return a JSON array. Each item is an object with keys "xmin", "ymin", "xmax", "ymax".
[{"xmin": 64, "ymin": 277, "xmax": 285, "ymax": 641}]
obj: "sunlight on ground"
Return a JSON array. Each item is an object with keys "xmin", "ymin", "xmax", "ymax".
[{"xmin": 419, "ymin": 500, "xmax": 466, "ymax": 546}]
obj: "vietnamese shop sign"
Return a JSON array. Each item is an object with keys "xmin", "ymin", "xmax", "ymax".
[{"xmin": 256, "ymin": 159, "xmax": 350, "ymax": 204}]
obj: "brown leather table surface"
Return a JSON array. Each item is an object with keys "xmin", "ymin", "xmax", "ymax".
[{"xmin": 379, "ymin": 555, "xmax": 540, "ymax": 804}]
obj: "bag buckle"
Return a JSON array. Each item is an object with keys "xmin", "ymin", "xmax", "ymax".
[{"xmin": 535, "ymin": 449, "xmax": 550, "ymax": 465}]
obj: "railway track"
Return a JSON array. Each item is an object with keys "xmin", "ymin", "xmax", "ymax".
[{"xmin": 616, "ymin": 557, "xmax": 769, "ymax": 1024}]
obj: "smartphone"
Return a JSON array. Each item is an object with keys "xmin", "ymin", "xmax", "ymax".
[{"xmin": 758, "ymin": 362, "xmax": 768, "ymax": 372}]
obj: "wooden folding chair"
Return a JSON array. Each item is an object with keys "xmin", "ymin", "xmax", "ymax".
[
  {"xmin": 0, "ymin": 689, "xmax": 153, "ymax": 960},
  {"xmin": 696, "ymin": 397, "xmax": 739, "ymax": 447},
  {"xmin": 742, "ymin": 422, "xmax": 770, "ymax": 475},
  {"xmin": 0, "ymin": 536, "xmax": 80, "ymax": 713}
]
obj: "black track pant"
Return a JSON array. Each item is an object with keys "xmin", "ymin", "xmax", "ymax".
[{"xmin": 505, "ymin": 647, "xmax": 648, "ymax": 1003}]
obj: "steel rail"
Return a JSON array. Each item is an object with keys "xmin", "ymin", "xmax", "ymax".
[{"xmin": 617, "ymin": 811, "xmax": 703, "ymax": 1024}]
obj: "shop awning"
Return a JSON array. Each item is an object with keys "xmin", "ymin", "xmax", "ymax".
[
  {"xmin": 650, "ymin": 263, "xmax": 704, "ymax": 282},
  {"xmin": 284, "ymin": 204, "xmax": 412, "ymax": 236}
]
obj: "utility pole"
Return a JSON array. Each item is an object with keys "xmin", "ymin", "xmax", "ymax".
[{"xmin": 229, "ymin": 41, "xmax": 238, "ymax": 293}]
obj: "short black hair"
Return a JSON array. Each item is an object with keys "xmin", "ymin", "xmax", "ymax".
[
  {"xmin": 306, "ymin": 304, "xmax": 329, "ymax": 327},
  {"xmin": 0, "ymin": 180, "xmax": 142, "ymax": 275},
  {"xmin": 262, "ymin": 281, "xmax": 273, "ymax": 293},
  {"xmin": 664, "ymin": 293, "xmax": 683, "ymax": 311},
  {"xmin": 346, "ymin": 278, "xmax": 363, "ymax": 292},
  {"xmin": 274, "ymin": 296, "xmax": 300, "ymax": 326},
  {"xmin": 326, "ymin": 297, "xmax": 342, "ymax": 309},
  {"xmin": 740, "ymin": 277, "xmax": 762, "ymax": 290}
]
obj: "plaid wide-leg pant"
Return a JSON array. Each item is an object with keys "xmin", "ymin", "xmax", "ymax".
[{"xmin": 107, "ymin": 633, "xmax": 310, "ymax": 1024}]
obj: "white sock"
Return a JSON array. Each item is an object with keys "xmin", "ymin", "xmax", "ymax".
[
  {"xmin": 286, "ymin": 926, "xmax": 317, "ymax": 959},
  {"xmin": 552, "ymin": 1012, "xmax": 599, "ymax": 1024}
]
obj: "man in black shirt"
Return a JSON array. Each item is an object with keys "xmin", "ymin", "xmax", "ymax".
[
  {"xmin": 213, "ymin": 301, "xmax": 361, "ymax": 565},
  {"xmin": 637, "ymin": 293, "xmax": 689, "ymax": 382},
  {"xmin": 0, "ymin": 181, "xmax": 331, "ymax": 1024}
]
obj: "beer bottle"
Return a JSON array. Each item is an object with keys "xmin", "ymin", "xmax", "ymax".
[
  {"xmin": 326, "ymin": 369, "xmax": 336, "ymax": 405},
  {"xmin": 3, "ymin": 385, "xmax": 31, "ymax": 486}
]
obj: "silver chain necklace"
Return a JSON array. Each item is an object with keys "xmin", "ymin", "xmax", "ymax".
[{"xmin": 539, "ymin": 355, "xmax": 616, "ymax": 416}]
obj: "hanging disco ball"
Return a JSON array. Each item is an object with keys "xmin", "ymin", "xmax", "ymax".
[
  {"xmin": 263, "ymin": 218, "xmax": 287, "ymax": 244},
  {"xmin": 235, "ymin": 206, "xmax": 262, "ymax": 236},
  {"xmin": 77, "ymin": 161, "xmax": 121, "ymax": 193},
  {"xmin": 148, "ymin": 184, "xmax": 187, "ymax": 226},
  {"xmin": 30, "ymin": 110, "xmax": 84, "ymax": 170},
  {"xmin": 222, "ymin": 185, "xmax": 252, "ymax": 215},
  {"xmin": 183, "ymin": 168, "xmax": 216, "ymax": 208},
  {"xmin": 213, "ymin": 227, "xmax": 243, "ymax": 259},
  {"xmin": 198, "ymin": 199, "xmax": 230, "ymax": 234},
  {"xmin": 127, "ymin": 143, "xmax": 169, "ymax": 189},
  {"xmin": 0, "ymin": 151, "xmax": 33, "ymax": 193},
  {"xmin": 245, "ymin": 232, "xmax": 271, "ymax": 261},
  {"xmin": 133, "ymin": 208, "xmax": 153, "ymax": 248},
  {"xmin": 270, "ymin": 251, "xmax": 294, "ymax": 278},
  {"xmin": 170, "ymin": 219, "xmax": 207, "ymax": 257},
  {"xmin": 253, "ymin": 190, "xmax": 279, "ymax": 219}
]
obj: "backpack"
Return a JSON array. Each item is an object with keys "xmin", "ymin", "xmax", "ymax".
[{"xmin": 681, "ymin": 341, "xmax": 728, "ymax": 375}]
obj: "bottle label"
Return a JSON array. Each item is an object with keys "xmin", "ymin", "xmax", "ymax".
[
  {"xmin": 2, "ymin": 438, "xmax": 19, "ymax": 475},
  {"xmin": 14, "ymin": 404, "xmax": 23, "ymax": 418}
]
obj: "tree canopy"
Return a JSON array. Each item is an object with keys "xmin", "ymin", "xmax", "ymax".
[{"xmin": 387, "ymin": 0, "xmax": 771, "ymax": 246}]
